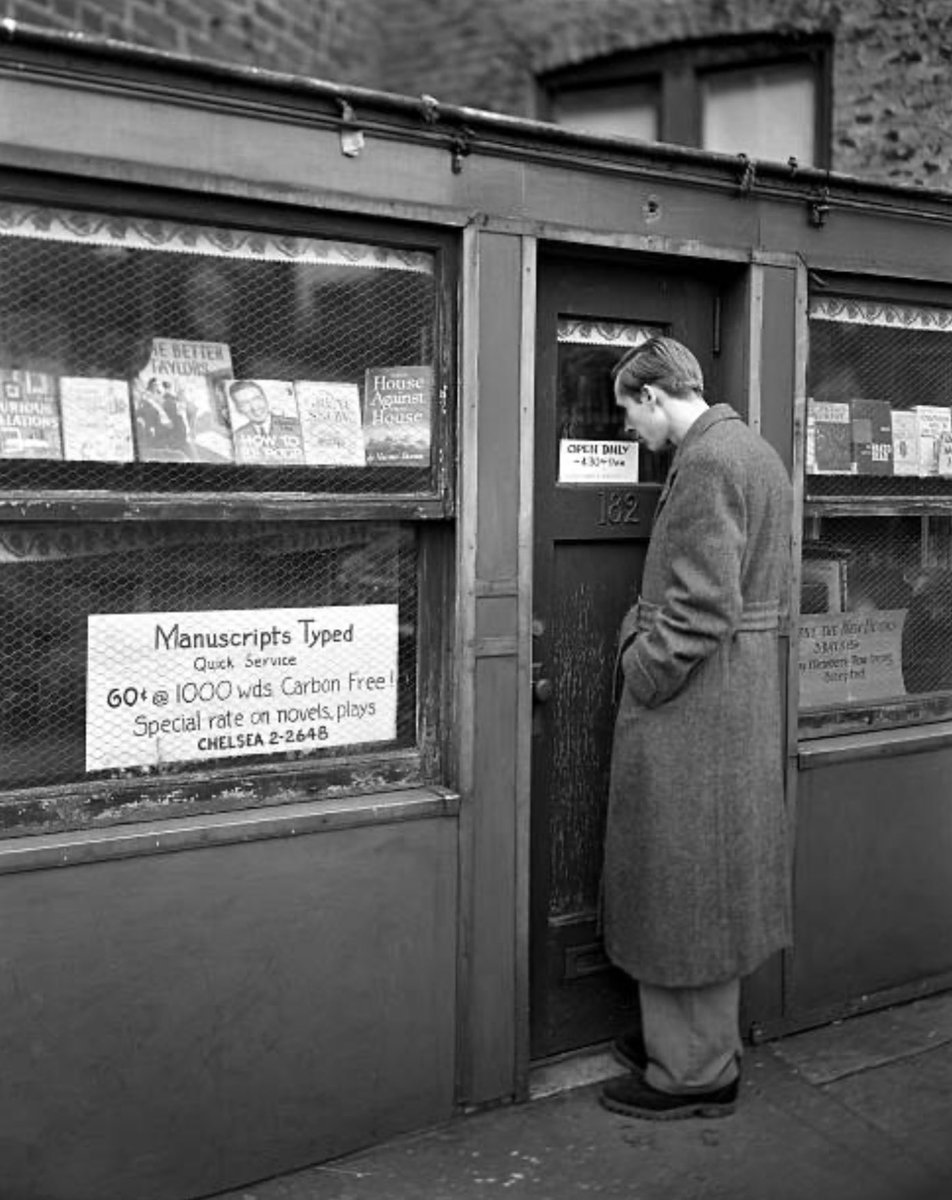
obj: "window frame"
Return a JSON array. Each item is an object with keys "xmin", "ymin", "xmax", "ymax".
[
  {"xmin": 0, "ymin": 173, "xmax": 458, "ymax": 836},
  {"xmin": 799, "ymin": 270, "xmax": 952, "ymax": 741},
  {"xmin": 539, "ymin": 33, "xmax": 833, "ymax": 168}
]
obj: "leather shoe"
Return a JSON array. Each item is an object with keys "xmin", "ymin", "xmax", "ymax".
[
  {"xmin": 611, "ymin": 1029, "xmax": 648, "ymax": 1072},
  {"xmin": 599, "ymin": 1071, "xmax": 739, "ymax": 1120}
]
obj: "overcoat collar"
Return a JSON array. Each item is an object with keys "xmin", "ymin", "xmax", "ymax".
[
  {"xmin": 673, "ymin": 403, "xmax": 740, "ymax": 463},
  {"xmin": 654, "ymin": 404, "xmax": 740, "ymax": 518}
]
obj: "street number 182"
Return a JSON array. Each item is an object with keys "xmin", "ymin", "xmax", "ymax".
[{"xmin": 597, "ymin": 490, "xmax": 639, "ymax": 526}]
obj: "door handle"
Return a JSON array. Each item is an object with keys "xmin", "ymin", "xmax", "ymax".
[{"xmin": 532, "ymin": 662, "xmax": 553, "ymax": 704}]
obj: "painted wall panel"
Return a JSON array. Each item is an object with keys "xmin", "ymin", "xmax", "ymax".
[
  {"xmin": 0, "ymin": 817, "xmax": 458, "ymax": 1200},
  {"xmin": 791, "ymin": 749, "xmax": 952, "ymax": 1016}
]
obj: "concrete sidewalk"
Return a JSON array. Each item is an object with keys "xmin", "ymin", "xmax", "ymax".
[{"xmin": 216, "ymin": 993, "xmax": 952, "ymax": 1200}]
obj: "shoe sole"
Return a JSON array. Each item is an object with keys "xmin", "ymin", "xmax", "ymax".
[{"xmin": 599, "ymin": 1092, "xmax": 737, "ymax": 1121}]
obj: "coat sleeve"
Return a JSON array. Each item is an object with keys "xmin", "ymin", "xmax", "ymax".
[{"xmin": 624, "ymin": 451, "xmax": 746, "ymax": 708}]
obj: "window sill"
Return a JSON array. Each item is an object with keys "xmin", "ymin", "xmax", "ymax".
[
  {"xmin": 0, "ymin": 785, "xmax": 460, "ymax": 875},
  {"xmin": 797, "ymin": 720, "xmax": 952, "ymax": 770}
]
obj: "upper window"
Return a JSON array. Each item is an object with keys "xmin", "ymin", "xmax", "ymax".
[{"xmin": 542, "ymin": 34, "xmax": 831, "ymax": 168}]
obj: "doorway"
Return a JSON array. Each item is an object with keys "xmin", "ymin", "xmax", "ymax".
[{"xmin": 530, "ymin": 251, "xmax": 728, "ymax": 1060}]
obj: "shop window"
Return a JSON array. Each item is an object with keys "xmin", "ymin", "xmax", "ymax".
[
  {"xmin": 0, "ymin": 198, "xmax": 453, "ymax": 831},
  {"xmin": 799, "ymin": 287, "xmax": 952, "ymax": 737},
  {"xmin": 542, "ymin": 34, "xmax": 831, "ymax": 168}
]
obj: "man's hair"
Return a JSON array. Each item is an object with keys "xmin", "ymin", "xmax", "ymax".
[
  {"xmin": 612, "ymin": 336, "xmax": 704, "ymax": 399},
  {"xmin": 229, "ymin": 380, "xmax": 266, "ymax": 406}
]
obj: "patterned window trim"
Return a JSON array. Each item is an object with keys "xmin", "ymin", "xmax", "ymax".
[
  {"xmin": 0, "ymin": 202, "xmax": 433, "ymax": 274},
  {"xmin": 810, "ymin": 297, "xmax": 952, "ymax": 333}
]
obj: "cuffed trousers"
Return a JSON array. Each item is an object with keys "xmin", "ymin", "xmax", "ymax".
[{"xmin": 639, "ymin": 977, "xmax": 742, "ymax": 1094}]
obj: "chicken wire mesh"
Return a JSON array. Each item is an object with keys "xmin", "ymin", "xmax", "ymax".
[
  {"xmin": 0, "ymin": 520, "xmax": 418, "ymax": 789},
  {"xmin": 0, "ymin": 203, "xmax": 440, "ymax": 493},
  {"xmin": 801, "ymin": 295, "xmax": 952, "ymax": 714}
]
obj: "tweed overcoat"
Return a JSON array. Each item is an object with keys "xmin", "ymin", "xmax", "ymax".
[{"xmin": 603, "ymin": 404, "xmax": 793, "ymax": 988}]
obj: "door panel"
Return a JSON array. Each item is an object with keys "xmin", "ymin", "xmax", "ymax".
[{"xmin": 530, "ymin": 254, "xmax": 722, "ymax": 1059}]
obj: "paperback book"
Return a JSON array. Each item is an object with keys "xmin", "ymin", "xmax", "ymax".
[
  {"xmin": 850, "ymin": 398, "xmax": 893, "ymax": 475},
  {"xmin": 225, "ymin": 379, "xmax": 305, "ymax": 466},
  {"xmin": 132, "ymin": 338, "xmax": 234, "ymax": 464},
  {"xmin": 890, "ymin": 409, "xmax": 920, "ymax": 477},
  {"xmin": 912, "ymin": 404, "xmax": 951, "ymax": 477},
  {"xmin": 805, "ymin": 399, "xmax": 853, "ymax": 475},
  {"xmin": 59, "ymin": 377, "xmax": 135, "ymax": 462},
  {"xmin": 0, "ymin": 368, "xmax": 63, "ymax": 459},
  {"xmin": 363, "ymin": 365, "xmax": 432, "ymax": 466},
  {"xmin": 295, "ymin": 381, "xmax": 366, "ymax": 467}
]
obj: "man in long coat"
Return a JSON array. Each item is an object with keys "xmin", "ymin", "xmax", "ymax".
[{"xmin": 600, "ymin": 336, "xmax": 792, "ymax": 1120}]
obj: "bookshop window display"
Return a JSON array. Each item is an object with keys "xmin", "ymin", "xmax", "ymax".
[
  {"xmin": 800, "ymin": 293, "xmax": 952, "ymax": 736},
  {"xmin": 0, "ymin": 201, "xmax": 450, "ymax": 825}
]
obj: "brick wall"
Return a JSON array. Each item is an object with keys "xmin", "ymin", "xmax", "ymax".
[
  {"xmin": 1, "ymin": 0, "xmax": 383, "ymax": 82},
  {"xmin": 380, "ymin": 0, "xmax": 952, "ymax": 190},
  {"xmin": 4, "ymin": 0, "xmax": 952, "ymax": 189}
]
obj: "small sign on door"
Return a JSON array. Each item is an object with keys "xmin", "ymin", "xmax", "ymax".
[{"xmin": 558, "ymin": 438, "xmax": 639, "ymax": 484}]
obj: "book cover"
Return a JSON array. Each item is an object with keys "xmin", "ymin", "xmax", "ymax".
[
  {"xmin": 362, "ymin": 365, "xmax": 433, "ymax": 466},
  {"xmin": 850, "ymin": 398, "xmax": 893, "ymax": 476},
  {"xmin": 294, "ymin": 380, "xmax": 366, "ymax": 467},
  {"xmin": 0, "ymin": 368, "xmax": 63, "ymax": 460},
  {"xmin": 133, "ymin": 338, "xmax": 234, "ymax": 464},
  {"xmin": 805, "ymin": 399, "xmax": 853, "ymax": 475},
  {"xmin": 59, "ymin": 377, "xmax": 135, "ymax": 462},
  {"xmin": 225, "ymin": 379, "xmax": 305, "ymax": 466},
  {"xmin": 912, "ymin": 405, "xmax": 951, "ymax": 477},
  {"xmin": 891, "ymin": 409, "xmax": 920, "ymax": 476}
]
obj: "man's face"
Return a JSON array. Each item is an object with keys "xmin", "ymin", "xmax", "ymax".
[
  {"xmin": 615, "ymin": 380, "xmax": 670, "ymax": 453},
  {"xmin": 234, "ymin": 386, "xmax": 269, "ymax": 424}
]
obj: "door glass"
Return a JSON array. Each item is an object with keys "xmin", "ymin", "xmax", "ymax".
[{"xmin": 556, "ymin": 318, "xmax": 670, "ymax": 484}]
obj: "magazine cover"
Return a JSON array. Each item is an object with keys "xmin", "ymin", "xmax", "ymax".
[
  {"xmin": 59, "ymin": 377, "xmax": 135, "ymax": 462},
  {"xmin": 132, "ymin": 338, "xmax": 234, "ymax": 464},
  {"xmin": 0, "ymin": 368, "xmax": 63, "ymax": 460},
  {"xmin": 225, "ymin": 379, "xmax": 305, "ymax": 466},
  {"xmin": 362, "ymin": 365, "xmax": 432, "ymax": 466},
  {"xmin": 295, "ymin": 381, "xmax": 366, "ymax": 467}
]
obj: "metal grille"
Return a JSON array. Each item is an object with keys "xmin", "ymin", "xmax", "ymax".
[
  {"xmin": 801, "ymin": 295, "xmax": 952, "ymax": 716},
  {"xmin": 0, "ymin": 203, "xmax": 439, "ymax": 494},
  {"xmin": 0, "ymin": 520, "xmax": 417, "ymax": 789},
  {"xmin": 807, "ymin": 301, "xmax": 952, "ymax": 499}
]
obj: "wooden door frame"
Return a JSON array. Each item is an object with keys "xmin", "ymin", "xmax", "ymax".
[{"xmin": 511, "ymin": 234, "xmax": 799, "ymax": 1086}]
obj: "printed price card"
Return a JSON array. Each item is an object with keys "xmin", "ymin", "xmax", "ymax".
[{"xmin": 86, "ymin": 605, "xmax": 398, "ymax": 771}]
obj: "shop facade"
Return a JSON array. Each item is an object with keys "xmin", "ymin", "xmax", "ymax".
[{"xmin": 1, "ymin": 25, "xmax": 951, "ymax": 1200}]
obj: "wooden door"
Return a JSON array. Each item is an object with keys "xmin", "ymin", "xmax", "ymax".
[{"xmin": 530, "ymin": 252, "xmax": 723, "ymax": 1059}]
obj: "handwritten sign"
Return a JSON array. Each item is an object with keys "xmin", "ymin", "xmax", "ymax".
[
  {"xmin": 86, "ymin": 605, "xmax": 398, "ymax": 772},
  {"xmin": 559, "ymin": 438, "xmax": 639, "ymax": 483},
  {"xmin": 798, "ymin": 609, "xmax": 906, "ymax": 708}
]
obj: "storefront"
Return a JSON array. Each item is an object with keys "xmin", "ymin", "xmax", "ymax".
[{"xmin": 1, "ymin": 24, "xmax": 951, "ymax": 1200}]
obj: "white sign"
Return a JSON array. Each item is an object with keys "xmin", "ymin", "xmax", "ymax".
[
  {"xmin": 86, "ymin": 605, "xmax": 399, "ymax": 772},
  {"xmin": 798, "ymin": 609, "xmax": 906, "ymax": 708},
  {"xmin": 559, "ymin": 438, "xmax": 639, "ymax": 483}
]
